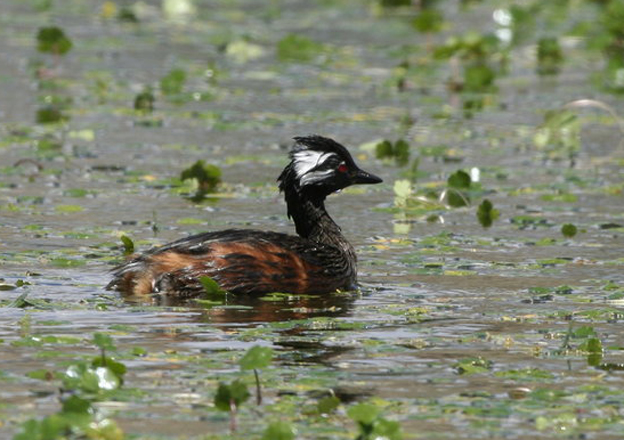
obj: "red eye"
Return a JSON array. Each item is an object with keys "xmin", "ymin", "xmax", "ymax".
[{"xmin": 337, "ymin": 164, "xmax": 348, "ymax": 173}]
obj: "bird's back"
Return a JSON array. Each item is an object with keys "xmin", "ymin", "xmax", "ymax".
[{"xmin": 107, "ymin": 229, "xmax": 356, "ymax": 297}]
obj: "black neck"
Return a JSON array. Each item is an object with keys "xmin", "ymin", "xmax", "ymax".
[{"xmin": 283, "ymin": 187, "xmax": 353, "ymax": 254}]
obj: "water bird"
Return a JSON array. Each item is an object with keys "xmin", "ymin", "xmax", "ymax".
[{"xmin": 106, "ymin": 135, "xmax": 382, "ymax": 297}]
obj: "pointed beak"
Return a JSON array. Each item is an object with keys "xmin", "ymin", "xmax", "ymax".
[{"xmin": 353, "ymin": 168, "xmax": 382, "ymax": 185}]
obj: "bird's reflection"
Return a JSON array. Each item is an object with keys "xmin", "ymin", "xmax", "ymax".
[{"xmin": 125, "ymin": 290, "xmax": 356, "ymax": 324}]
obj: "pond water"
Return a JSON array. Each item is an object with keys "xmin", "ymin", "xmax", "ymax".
[{"xmin": 1, "ymin": 0, "xmax": 624, "ymax": 439}]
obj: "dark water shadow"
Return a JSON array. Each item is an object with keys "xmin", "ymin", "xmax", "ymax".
[{"xmin": 124, "ymin": 290, "xmax": 357, "ymax": 325}]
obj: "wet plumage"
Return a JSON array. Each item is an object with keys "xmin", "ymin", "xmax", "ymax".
[{"xmin": 106, "ymin": 135, "xmax": 382, "ymax": 298}]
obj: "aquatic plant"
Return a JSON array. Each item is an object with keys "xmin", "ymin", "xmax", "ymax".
[
  {"xmin": 533, "ymin": 109, "xmax": 580, "ymax": 164},
  {"xmin": 134, "ymin": 88, "xmax": 155, "ymax": 113},
  {"xmin": 561, "ymin": 223, "xmax": 577, "ymax": 238},
  {"xmin": 261, "ymin": 420, "xmax": 297, "ymax": 440},
  {"xmin": 277, "ymin": 34, "xmax": 326, "ymax": 63},
  {"xmin": 239, "ymin": 345, "xmax": 274, "ymax": 405},
  {"xmin": 477, "ymin": 199, "xmax": 499, "ymax": 228},
  {"xmin": 537, "ymin": 37, "xmax": 564, "ymax": 75},
  {"xmin": 375, "ymin": 139, "xmax": 410, "ymax": 166},
  {"xmin": 348, "ymin": 402, "xmax": 403, "ymax": 440},
  {"xmin": 36, "ymin": 27, "xmax": 72, "ymax": 57},
  {"xmin": 214, "ymin": 379, "xmax": 250, "ymax": 432},
  {"xmin": 13, "ymin": 333, "xmax": 126, "ymax": 440},
  {"xmin": 180, "ymin": 160, "xmax": 222, "ymax": 202},
  {"xmin": 160, "ymin": 68, "xmax": 187, "ymax": 95}
]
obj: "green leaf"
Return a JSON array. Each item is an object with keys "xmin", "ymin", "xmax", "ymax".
[
  {"xmin": 120, "ymin": 235, "xmax": 134, "ymax": 255},
  {"xmin": 375, "ymin": 140, "xmax": 393, "ymax": 159},
  {"xmin": 464, "ymin": 63, "xmax": 496, "ymax": 91},
  {"xmin": 571, "ymin": 325, "xmax": 596, "ymax": 338},
  {"xmin": 446, "ymin": 189, "xmax": 470, "ymax": 208},
  {"xmin": 393, "ymin": 139, "xmax": 410, "ymax": 166},
  {"xmin": 92, "ymin": 356, "xmax": 127, "ymax": 382},
  {"xmin": 261, "ymin": 420, "xmax": 297, "ymax": 440},
  {"xmin": 277, "ymin": 34, "xmax": 325, "ymax": 62},
  {"xmin": 454, "ymin": 357, "xmax": 493, "ymax": 375},
  {"xmin": 36, "ymin": 105, "xmax": 68, "ymax": 124},
  {"xmin": 160, "ymin": 68, "xmax": 187, "ymax": 95},
  {"xmin": 371, "ymin": 418, "xmax": 403, "ymax": 440},
  {"xmin": 561, "ymin": 223, "xmax": 577, "ymax": 238},
  {"xmin": 412, "ymin": 8, "xmax": 444, "ymax": 34},
  {"xmin": 49, "ymin": 258, "xmax": 86, "ymax": 268},
  {"xmin": 134, "ymin": 89, "xmax": 155, "ymax": 112},
  {"xmin": 6, "ymin": 293, "xmax": 35, "ymax": 308},
  {"xmin": 477, "ymin": 199, "xmax": 499, "ymax": 228},
  {"xmin": 447, "ymin": 170, "xmax": 471, "ymax": 189},
  {"xmin": 61, "ymin": 395, "xmax": 92, "ymax": 414},
  {"xmin": 579, "ymin": 337, "xmax": 603, "ymax": 353},
  {"xmin": 214, "ymin": 380, "xmax": 250, "ymax": 411},
  {"xmin": 55, "ymin": 204, "xmax": 84, "ymax": 213},
  {"xmin": 37, "ymin": 26, "xmax": 72, "ymax": 55},
  {"xmin": 93, "ymin": 333, "xmax": 116, "ymax": 352},
  {"xmin": 180, "ymin": 160, "xmax": 222, "ymax": 193},
  {"xmin": 62, "ymin": 363, "xmax": 121, "ymax": 393},
  {"xmin": 317, "ymin": 395, "xmax": 340, "ymax": 414},
  {"xmin": 13, "ymin": 419, "xmax": 43, "ymax": 440},
  {"xmin": 198, "ymin": 276, "xmax": 227, "ymax": 299},
  {"xmin": 347, "ymin": 402, "xmax": 380, "ymax": 425},
  {"xmin": 239, "ymin": 345, "xmax": 273, "ymax": 370},
  {"xmin": 537, "ymin": 37, "xmax": 563, "ymax": 76},
  {"xmin": 375, "ymin": 140, "xmax": 410, "ymax": 166}
]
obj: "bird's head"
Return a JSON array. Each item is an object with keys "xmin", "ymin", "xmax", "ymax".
[{"xmin": 278, "ymin": 135, "xmax": 382, "ymax": 198}]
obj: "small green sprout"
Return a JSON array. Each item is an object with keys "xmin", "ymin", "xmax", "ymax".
[
  {"xmin": 239, "ymin": 345, "xmax": 274, "ymax": 405},
  {"xmin": 348, "ymin": 402, "xmax": 403, "ymax": 440},
  {"xmin": 214, "ymin": 379, "xmax": 250, "ymax": 432}
]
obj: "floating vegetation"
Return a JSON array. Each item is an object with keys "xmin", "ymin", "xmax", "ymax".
[
  {"xmin": 36, "ymin": 26, "xmax": 72, "ymax": 57},
  {"xmin": 160, "ymin": 68, "xmax": 187, "ymax": 96},
  {"xmin": 533, "ymin": 109, "xmax": 580, "ymax": 163},
  {"xmin": 2, "ymin": 0, "xmax": 624, "ymax": 439},
  {"xmin": 180, "ymin": 160, "xmax": 222, "ymax": 201},
  {"xmin": 375, "ymin": 139, "xmax": 410, "ymax": 166},
  {"xmin": 561, "ymin": 223, "xmax": 577, "ymax": 238},
  {"xmin": 476, "ymin": 199, "xmax": 499, "ymax": 228},
  {"xmin": 13, "ymin": 333, "xmax": 126, "ymax": 440},
  {"xmin": 537, "ymin": 37, "xmax": 563, "ymax": 75},
  {"xmin": 133, "ymin": 88, "xmax": 155, "ymax": 113},
  {"xmin": 277, "ymin": 34, "xmax": 326, "ymax": 63},
  {"xmin": 347, "ymin": 402, "xmax": 403, "ymax": 440}
]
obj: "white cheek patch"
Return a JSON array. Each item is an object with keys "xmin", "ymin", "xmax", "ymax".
[
  {"xmin": 299, "ymin": 169, "xmax": 334, "ymax": 186},
  {"xmin": 293, "ymin": 150, "xmax": 337, "ymax": 178}
]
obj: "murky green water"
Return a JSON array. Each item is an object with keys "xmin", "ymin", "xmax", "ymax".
[{"xmin": 1, "ymin": 0, "xmax": 624, "ymax": 439}]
